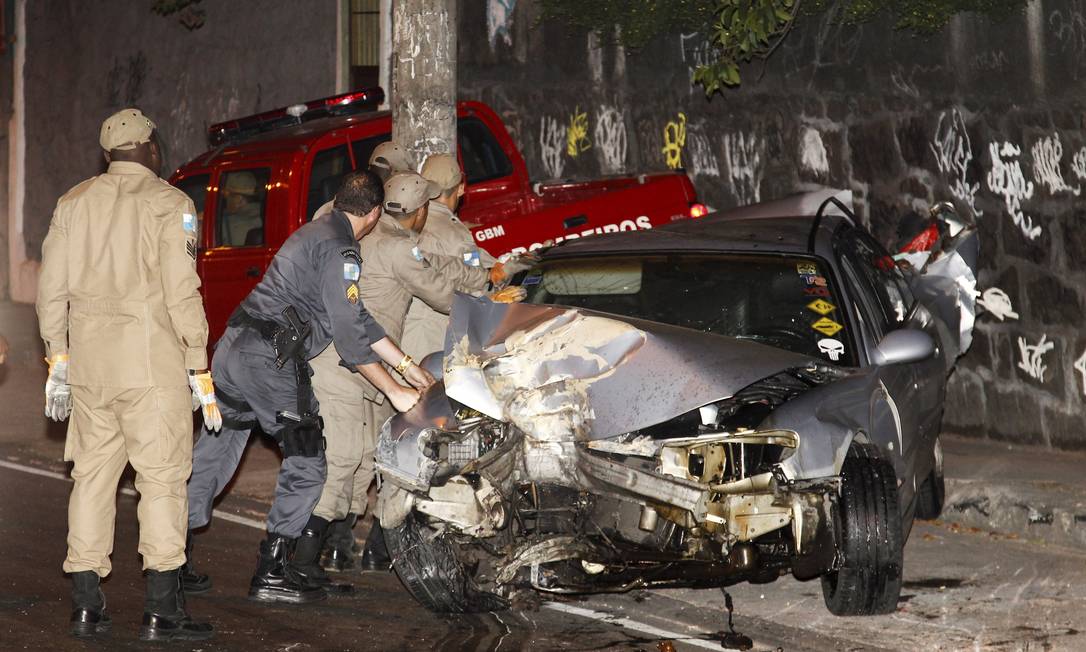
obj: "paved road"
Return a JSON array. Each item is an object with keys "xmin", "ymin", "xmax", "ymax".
[{"xmin": 3, "ymin": 456, "xmax": 1085, "ymax": 652}]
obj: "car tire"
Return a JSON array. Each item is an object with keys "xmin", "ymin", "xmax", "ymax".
[
  {"xmin": 384, "ymin": 512, "xmax": 508, "ymax": 614},
  {"xmin": 821, "ymin": 444, "xmax": 904, "ymax": 616},
  {"xmin": 914, "ymin": 439, "xmax": 945, "ymax": 520}
]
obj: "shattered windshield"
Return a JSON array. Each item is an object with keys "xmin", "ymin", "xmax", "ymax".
[{"xmin": 523, "ymin": 254, "xmax": 855, "ymax": 366}]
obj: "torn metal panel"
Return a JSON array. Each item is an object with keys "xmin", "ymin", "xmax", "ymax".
[{"xmin": 443, "ymin": 294, "xmax": 816, "ymax": 441}]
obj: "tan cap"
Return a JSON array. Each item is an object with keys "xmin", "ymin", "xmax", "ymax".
[
  {"xmin": 368, "ymin": 141, "xmax": 412, "ymax": 173},
  {"xmin": 420, "ymin": 153, "xmax": 463, "ymax": 191},
  {"xmin": 383, "ymin": 172, "xmax": 441, "ymax": 214},
  {"xmin": 100, "ymin": 108, "xmax": 156, "ymax": 151},
  {"xmin": 223, "ymin": 171, "xmax": 258, "ymax": 195}
]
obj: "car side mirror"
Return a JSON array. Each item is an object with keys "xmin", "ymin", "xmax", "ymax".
[{"xmin": 872, "ymin": 329, "xmax": 934, "ymax": 366}]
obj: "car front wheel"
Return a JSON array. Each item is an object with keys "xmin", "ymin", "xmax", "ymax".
[
  {"xmin": 821, "ymin": 444, "xmax": 904, "ymax": 616},
  {"xmin": 384, "ymin": 512, "xmax": 508, "ymax": 614}
]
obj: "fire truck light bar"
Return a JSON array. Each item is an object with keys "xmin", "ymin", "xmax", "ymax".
[{"xmin": 207, "ymin": 87, "xmax": 385, "ymax": 146}]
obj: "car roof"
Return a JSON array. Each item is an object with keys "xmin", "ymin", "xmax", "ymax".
[{"xmin": 545, "ymin": 190, "xmax": 855, "ymax": 261}]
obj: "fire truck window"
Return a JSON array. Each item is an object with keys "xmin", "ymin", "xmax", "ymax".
[
  {"xmin": 351, "ymin": 134, "xmax": 388, "ymax": 179},
  {"xmin": 174, "ymin": 174, "xmax": 210, "ymax": 242},
  {"xmin": 215, "ymin": 168, "xmax": 270, "ymax": 247},
  {"xmin": 307, "ymin": 144, "xmax": 352, "ymax": 221},
  {"xmin": 458, "ymin": 117, "xmax": 513, "ymax": 185}
]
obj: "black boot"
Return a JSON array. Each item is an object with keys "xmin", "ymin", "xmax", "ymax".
[
  {"xmin": 70, "ymin": 571, "xmax": 111, "ymax": 638},
  {"xmin": 248, "ymin": 532, "xmax": 326, "ymax": 604},
  {"xmin": 293, "ymin": 517, "xmax": 354, "ymax": 595},
  {"xmin": 139, "ymin": 568, "xmax": 214, "ymax": 642},
  {"xmin": 320, "ymin": 514, "xmax": 358, "ymax": 572},
  {"xmin": 180, "ymin": 532, "xmax": 211, "ymax": 594},
  {"xmin": 359, "ymin": 518, "xmax": 392, "ymax": 572}
]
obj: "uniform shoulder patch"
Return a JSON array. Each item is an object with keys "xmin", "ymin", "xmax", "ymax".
[
  {"xmin": 343, "ymin": 261, "xmax": 360, "ymax": 281},
  {"xmin": 182, "ymin": 213, "xmax": 197, "ymax": 233},
  {"xmin": 340, "ymin": 248, "xmax": 363, "ymax": 266}
]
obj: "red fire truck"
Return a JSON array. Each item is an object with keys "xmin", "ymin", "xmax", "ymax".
[{"xmin": 170, "ymin": 89, "xmax": 704, "ymax": 340}]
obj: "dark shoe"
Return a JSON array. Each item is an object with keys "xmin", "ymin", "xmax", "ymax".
[
  {"xmin": 70, "ymin": 607, "xmax": 112, "ymax": 638},
  {"xmin": 294, "ymin": 520, "xmax": 354, "ymax": 595},
  {"xmin": 181, "ymin": 532, "xmax": 212, "ymax": 594},
  {"xmin": 359, "ymin": 519, "xmax": 392, "ymax": 572},
  {"xmin": 139, "ymin": 568, "xmax": 214, "ymax": 642},
  {"xmin": 320, "ymin": 515, "xmax": 358, "ymax": 573},
  {"xmin": 248, "ymin": 532, "xmax": 326, "ymax": 604},
  {"xmin": 70, "ymin": 571, "xmax": 111, "ymax": 638}
]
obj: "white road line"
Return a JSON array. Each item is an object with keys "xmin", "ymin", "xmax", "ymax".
[
  {"xmin": 2, "ymin": 456, "xmax": 726, "ymax": 648},
  {"xmin": 0, "ymin": 457, "xmax": 266, "ymax": 530},
  {"xmin": 541, "ymin": 602, "xmax": 737, "ymax": 651}
]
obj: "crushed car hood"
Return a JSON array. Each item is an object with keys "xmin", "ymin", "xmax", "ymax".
[{"xmin": 443, "ymin": 294, "xmax": 817, "ymax": 441}]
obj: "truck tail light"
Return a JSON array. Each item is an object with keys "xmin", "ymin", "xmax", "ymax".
[
  {"xmin": 207, "ymin": 88, "xmax": 386, "ymax": 146},
  {"xmin": 688, "ymin": 203, "xmax": 709, "ymax": 218}
]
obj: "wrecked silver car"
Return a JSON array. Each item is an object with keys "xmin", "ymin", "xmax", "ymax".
[{"xmin": 376, "ymin": 191, "xmax": 977, "ymax": 617}]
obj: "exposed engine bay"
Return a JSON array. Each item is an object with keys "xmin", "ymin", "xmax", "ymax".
[{"xmin": 376, "ymin": 298, "xmax": 844, "ymax": 603}]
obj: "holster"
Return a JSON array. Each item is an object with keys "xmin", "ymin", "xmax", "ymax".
[{"xmin": 275, "ymin": 411, "xmax": 326, "ymax": 457}]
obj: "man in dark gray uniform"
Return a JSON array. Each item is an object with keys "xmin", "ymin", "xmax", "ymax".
[{"xmin": 183, "ymin": 171, "xmax": 432, "ymax": 605}]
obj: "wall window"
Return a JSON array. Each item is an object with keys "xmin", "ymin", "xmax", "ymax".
[
  {"xmin": 349, "ymin": 0, "xmax": 380, "ymax": 89},
  {"xmin": 215, "ymin": 168, "xmax": 270, "ymax": 247}
]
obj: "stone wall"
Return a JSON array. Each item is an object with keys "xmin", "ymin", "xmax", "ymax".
[
  {"xmin": 20, "ymin": 0, "xmax": 339, "ymax": 264},
  {"xmin": 459, "ymin": 0, "xmax": 1086, "ymax": 448}
]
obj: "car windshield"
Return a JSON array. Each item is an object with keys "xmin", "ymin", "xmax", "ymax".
[{"xmin": 524, "ymin": 254, "xmax": 855, "ymax": 366}]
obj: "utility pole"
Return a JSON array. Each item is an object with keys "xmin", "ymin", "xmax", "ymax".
[{"xmin": 390, "ymin": 0, "xmax": 456, "ymax": 169}]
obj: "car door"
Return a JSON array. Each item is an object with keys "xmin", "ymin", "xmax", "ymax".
[
  {"xmin": 200, "ymin": 162, "xmax": 278, "ymax": 342},
  {"xmin": 835, "ymin": 228, "xmax": 931, "ymax": 508}
]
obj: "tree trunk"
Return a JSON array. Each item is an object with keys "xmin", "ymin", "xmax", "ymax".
[{"xmin": 390, "ymin": 0, "xmax": 457, "ymax": 170}]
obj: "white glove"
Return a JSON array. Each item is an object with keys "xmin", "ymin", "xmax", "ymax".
[
  {"xmin": 189, "ymin": 370, "xmax": 223, "ymax": 432},
  {"xmin": 44, "ymin": 354, "xmax": 72, "ymax": 422}
]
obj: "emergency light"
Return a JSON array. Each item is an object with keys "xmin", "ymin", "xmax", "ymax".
[{"xmin": 207, "ymin": 88, "xmax": 386, "ymax": 146}]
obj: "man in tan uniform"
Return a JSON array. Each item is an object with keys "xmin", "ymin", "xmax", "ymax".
[
  {"xmin": 401, "ymin": 153, "xmax": 497, "ymax": 361},
  {"xmin": 301, "ymin": 171, "xmax": 491, "ymax": 574},
  {"xmin": 37, "ymin": 109, "xmax": 218, "ymax": 641}
]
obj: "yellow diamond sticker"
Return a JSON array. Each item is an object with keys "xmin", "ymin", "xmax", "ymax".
[
  {"xmin": 811, "ymin": 317, "xmax": 843, "ymax": 337},
  {"xmin": 796, "ymin": 263, "xmax": 818, "ymax": 275},
  {"xmin": 807, "ymin": 299, "xmax": 836, "ymax": 315}
]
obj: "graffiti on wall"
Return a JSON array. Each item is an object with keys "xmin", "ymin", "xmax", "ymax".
[
  {"xmin": 540, "ymin": 116, "xmax": 567, "ymax": 179},
  {"xmin": 687, "ymin": 123, "xmax": 719, "ymax": 179},
  {"xmin": 800, "ymin": 127, "xmax": 829, "ymax": 178},
  {"xmin": 1031, "ymin": 133, "xmax": 1081, "ymax": 196},
  {"xmin": 1017, "ymin": 334, "xmax": 1055, "ymax": 381},
  {"xmin": 976, "ymin": 287, "xmax": 1020, "ymax": 321},
  {"xmin": 487, "ymin": 0, "xmax": 516, "ymax": 49},
  {"xmin": 662, "ymin": 113, "xmax": 687, "ymax": 170},
  {"xmin": 567, "ymin": 107, "xmax": 591, "ymax": 158},
  {"xmin": 1075, "ymin": 350, "xmax": 1086, "ymax": 396},
  {"xmin": 987, "ymin": 142, "xmax": 1041, "ymax": 240},
  {"xmin": 679, "ymin": 33, "xmax": 712, "ymax": 91},
  {"xmin": 594, "ymin": 106, "xmax": 627, "ymax": 174},
  {"xmin": 723, "ymin": 132, "xmax": 765, "ymax": 205},
  {"xmin": 930, "ymin": 109, "xmax": 982, "ymax": 219}
]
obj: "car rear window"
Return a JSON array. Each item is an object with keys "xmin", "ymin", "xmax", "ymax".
[
  {"xmin": 525, "ymin": 254, "xmax": 855, "ymax": 366},
  {"xmin": 458, "ymin": 117, "xmax": 513, "ymax": 184}
]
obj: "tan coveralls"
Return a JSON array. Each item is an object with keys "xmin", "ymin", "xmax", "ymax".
[
  {"xmin": 400, "ymin": 200, "xmax": 497, "ymax": 361},
  {"xmin": 311, "ymin": 212, "xmax": 488, "ymax": 522},
  {"xmin": 37, "ymin": 161, "xmax": 208, "ymax": 577}
]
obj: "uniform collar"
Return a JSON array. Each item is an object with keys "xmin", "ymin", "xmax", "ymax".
[
  {"xmin": 378, "ymin": 211, "xmax": 419, "ymax": 242},
  {"xmin": 329, "ymin": 208, "xmax": 356, "ymax": 241},
  {"xmin": 106, "ymin": 161, "xmax": 158, "ymax": 177}
]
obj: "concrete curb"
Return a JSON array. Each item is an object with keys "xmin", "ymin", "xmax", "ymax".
[{"xmin": 941, "ymin": 477, "xmax": 1086, "ymax": 549}]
